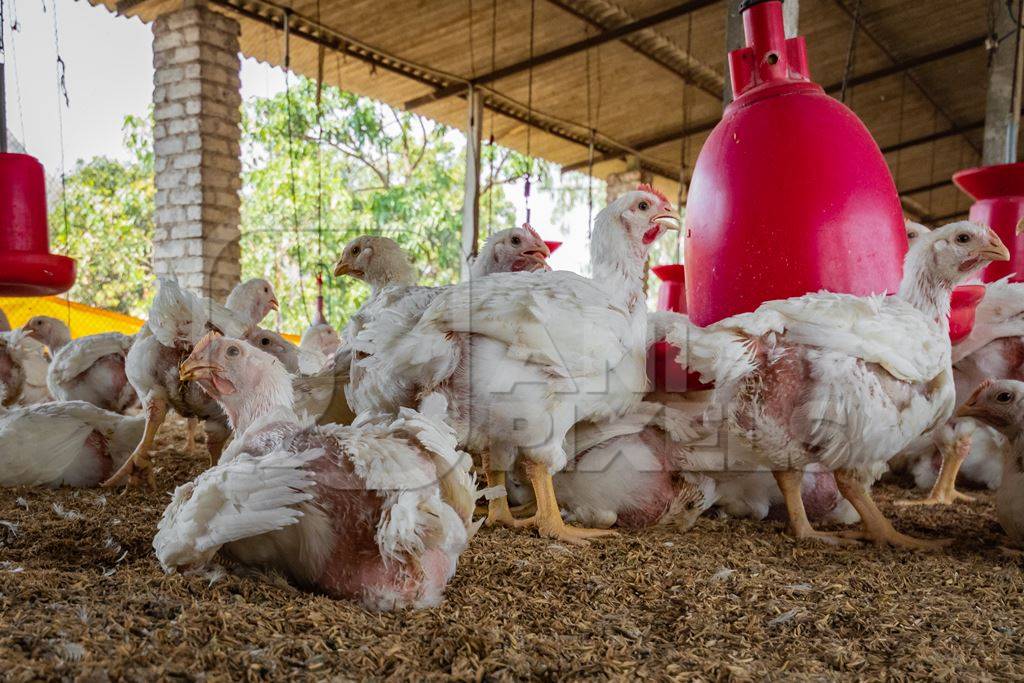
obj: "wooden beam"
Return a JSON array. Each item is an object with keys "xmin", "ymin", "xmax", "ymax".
[
  {"xmin": 983, "ymin": 0, "xmax": 1024, "ymax": 165},
  {"xmin": 404, "ymin": 0, "xmax": 720, "ymax": 111},
  {"xmin": 461, "ymin": 88, "xmax": 484, "ymax": 281},
  {"xmin": 561, "ymin": 38, "xmax": 987, "ymax": 173},
  {"xmin": 544, "ymin": 0, "xmax": 725, "ymax": 101}
]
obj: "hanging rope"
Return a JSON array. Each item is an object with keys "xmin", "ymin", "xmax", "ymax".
[
  {"xmin": 523, "ymin": 0, "xmax": 536, "ymax": 225},
  {"xmin": 313, "ymin": 0, "xmax": 327, "ymax": 325},
  {"xmin": 282, "ymin": 10, "xmax": 311, "ymax": 325},
  {"xmin": 893, "ymin": 72, "xmax": 909, "ymax": 196},
  {"xmin": 7, "ymin": 0, "xmax": 25, "ymax": 147},
  {"xmin": 485, "ymin": 0, "xmax": 497, "ymax": 238},
  {"xmin": 838, "ymin": 0, "xmax": 862, "ymax": 104},
  {"xmin": 50, "ymin": 0, "xmax": 71, "ymax": 323},
  {"xmin": 676, "ymin": 13, "xmax": 694, "ymax": 265}
]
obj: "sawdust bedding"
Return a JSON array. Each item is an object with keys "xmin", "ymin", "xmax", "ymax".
[{"xmin": 1, "ymin": 416, "xmax": 1022, "ymax": 681}]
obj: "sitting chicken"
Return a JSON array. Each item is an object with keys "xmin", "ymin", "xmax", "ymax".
[
  {"xmin": 102, "ymin": 279, "xmax": 247, "ymax": 488},
  {"xmin": 669, "ymin": 221, "xmax": 1009, "ymax": 548},
  {"xmin": 955, "ymin": 379, "xmax": 1024, "ymax": 549},
  {"xmin": 0, "ymin": 397, "xmax": 144, "ymax": 487},
  {"xmin": 351, "ymin": 187, "xmax": 678, "ymax": 543},
  {"xmin": 22, "ymin": 316, "xmax": 137, "ymax": 413},
  {"xmin": 469, "ymin": 224, "xmax": 551, "ymax": 277},
  {"xmin": 154, "ymin": 332, "xmax": 478, "ymax": 610},
  {"xmin": 0, "ymin": 328, "xmax": 51, "ymax": 406}
]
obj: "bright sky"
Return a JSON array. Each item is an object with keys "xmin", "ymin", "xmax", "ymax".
[{"xmin": 3, "ymin": 0, "xmax": 595, "ymax": 276}]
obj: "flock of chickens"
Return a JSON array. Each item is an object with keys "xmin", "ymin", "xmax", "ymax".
[{"xmin": 3, "ymin": 186, "xmax": 1024, "ymax": 611}]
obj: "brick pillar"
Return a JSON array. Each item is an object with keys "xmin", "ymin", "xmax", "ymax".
[
  {"xmin": 605, "ymin": 164, "xmax": 652, "ymax": 204},
  {"xmin": 151, "ymin": 1, "xmax": 242, "ymax": 302}
]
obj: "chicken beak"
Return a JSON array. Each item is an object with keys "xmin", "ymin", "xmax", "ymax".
[
  {"xmin": 179, "ymin": 358, "xmax": 221, "ymax": 383},
  {"xmin": 333, "ymin": 258, "xmax": 351, "ymax": 277},
  {"xmin": 269, "ymin": 297, "xmax": 279, "ymax": 312},
  {"xmin": 978, "ymin": 230, "xmax": 1010, "ymax": 262},
  {"xmin": 653, "ymin": 211, "xmax": 681, "ymax": 231},
  {"xmin": 954, "ymin": 402, "xmax": 982, "ymax": 419}
]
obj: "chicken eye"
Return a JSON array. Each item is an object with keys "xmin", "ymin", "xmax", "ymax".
[
  {"xmin": 996, "ymin": 391, "xmax": 1014, "ymax": 403},
  {"xmin": 638, "ymin": 200, "xmax": 650, "ymax": 211},
  {"xmin": 351, "ymin": 246, "xmax": 361, "ymax": 256},
  {"xmin": 511, "ymin": 235, "xmax": 521, "ymax": 246},
  {"xmin": 907, "ymin": 231, "xmax": 917, "ymax": 239},
  {"xmin": 227, "ymin": 346, "xmax": 240, "ymax": 357},
  {"xmin": 260, "ymin": 338, "xmax": 270, "ymax": 346},
  {"xmin": 956, "ymin": 233, "xmax": 971, "ymax": 244}
]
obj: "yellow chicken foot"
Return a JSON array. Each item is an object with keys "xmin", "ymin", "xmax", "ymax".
[
  {"xmin": 103, "ymin": 398, "xmax": 168, "ymax": 489},
  {"xmin": 896, "ymin": 435, "xmax": 976, "ymax": 507},
  {"xmin": 773, "ymin": 470, "xmax": 859, "ymax": 546},
  {"xmin": 834, "ymin": 469, "xmax": 950, "ymax": 550},
  {"xmin": 513, "ymin": 460, "xmax": 618, "ymax": 545},
  {"xmin": 482, "ymin": 465, "xmax": 519, "ymax": 527},
  {"xmin": 184, "ymin": 417, "xmax": 199, "ymax": 458}
]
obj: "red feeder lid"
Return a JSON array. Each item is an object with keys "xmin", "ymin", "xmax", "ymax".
[
  {"xmin": 0, "ymin": 153, "xmax": 76, "ymax": 296},
  {"xmin": 544, "ymin": 240, "xmax": 562, "ymax": 254},
  {"xmin": 948, "ymin": 284, "xmax": 986, "ymax": 344}
]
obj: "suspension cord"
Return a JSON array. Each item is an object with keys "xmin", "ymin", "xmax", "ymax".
[
  {"xmin": 486, "ymin": 0, "xmax": 496, "ymax": 238},
  {"xmin": 51, "ymin": 0, "xmax": 71, "ymax": 320},
  {"xmin": 839, "ymin": 0, "xmax": 862, "ymax": 104},
  {"xmin": 282, "ymin": 9, "xmax": 311, "ymax": 325},
  {"xmin": 676, "ymin": 12, "xmax": 693, "ymax": 265},
  {"xmin": 523, "ymin": 0, "xmax": 535, "ymax": 225}
]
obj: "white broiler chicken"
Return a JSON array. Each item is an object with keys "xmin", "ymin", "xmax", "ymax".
[
  {"xmin": 154, "ymin": 332, "xmax": 478, "ymax": 610},
  {"xmin": 244, "ymin": 327, "xmax": 323, "ymax": 375},
  {"xmin": 299, "ymin": 310, "xmax": 341, "ymax": 370},
  {"xmin": 102, "ymin": 278, "xmax": 247, "ymax": 488},
  {"xmin": 23, "ymin": 316, "xmax": 137, "ymax": 413},
  {"xmin": 955, "ymin": 379, "xmax": 1024, "ymax": 549},
  {"xmin": 350, "ymin": 187, "xmax": 679, "ymax": 543},
  {"xmin": 0, "ymin": 396, "xmax": 144, "ymax": 487},
  {"xmin": 0, "ymin": 328, "xmax": 51, "ymax": 406},
  {"xmin": 894, "ymin": 221, "xmax": 1024, "ymax": 504},
  {"xmin": 668, "ymin": 221, "xmax": 1009, "ymax": 548},
  {"xmin": 225, "ymin": 277, "xmax": 279, "ymax": 327},
  {"xmin": 469, "ymin": 224, "xmax": 552, "ymax": 278},
  {"xmin": 291, "ymin": 228, "xmax": 552, "ymax": 427}
]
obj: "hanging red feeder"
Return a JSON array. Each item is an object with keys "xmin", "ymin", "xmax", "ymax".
[
  {"xmin": 646, "ymin": 264, "xmax": 712, "ymax": 392},
  {"xmin": 543, "ymin": 240, "xmax": 562, "ymax": 254},
  {"xmin": 0, "ymin": 153, "xmax": 76, "ymax": 296},
  {"xmin": 684, "ymin": 0, "xmax": 905, "ymax": 326},
  {"xmin": 948, "ymin": 284, "xmax": 986, "ymax": 344},
  {"xmin": 953, "ymin": 163, "xmax": 1024, "ymax": 283}
]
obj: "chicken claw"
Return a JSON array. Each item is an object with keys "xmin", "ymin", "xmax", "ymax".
[
  {"xmin": 773, "ymin": 470, "xmax": 860, "ymax": 547},
  {"xmin": 103, "ymin": 398, "xmax": 167, "ymax": 489},
  {"xmin": 513, "ymin": 460, "xmax": 617, "ymax": 545},
  {"xmin": 896, "ymin": 435, "xmax": 976, "ymax": 507},
  {"xmin": 835, "ymin": 469, "xmax": 950, "ymax": 550}
]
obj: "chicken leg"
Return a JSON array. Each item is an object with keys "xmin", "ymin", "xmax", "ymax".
[
  {"xmin": 834, "ymin": 469, "xmax": 950, "ymax": 550},
  {"xmin": 896, "ymin": 433, "xmax": 976, "ymax": 507},
  {"xmin": 102, "ymin": 397, "xmax": 168, "ymax": 489},
  {"xmin": 480, "ymin": 452, "xmax": 518, "ymax": 527},
  {"xmin": 184, "ymin": 417, "xmax": 199, "ymax": 458},
  {"xmin": 773, "ymin": 470, "xmax": 857, "ymax": 546},
  {"xmin": 513, "ymin": 459, "xmax": 617, "ymax": 545}
]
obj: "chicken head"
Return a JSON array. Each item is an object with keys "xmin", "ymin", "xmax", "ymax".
[{"xmin": 333, "ymin": 236, "xmax": 418, "ymax": 291}]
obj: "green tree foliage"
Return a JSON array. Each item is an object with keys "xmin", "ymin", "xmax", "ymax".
[
  {"xmin": 240, "ymin": 77, "xmax": 543, "ymax": 331},
  {"xmin": 50, "ymin": 114, "xmax": 155, "ymax": 318},
  {"xmin": 47, "ymin": 76, "xmax": 563, "ymax": 333}
]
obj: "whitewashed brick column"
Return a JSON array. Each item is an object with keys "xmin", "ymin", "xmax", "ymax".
[
  {"xmin": 151, "ymin": 1, "xmax": 242, "ymax": 302},
  {"xmin": 605, "ymin": 166, "xmax": 652, "ymax": 204}
]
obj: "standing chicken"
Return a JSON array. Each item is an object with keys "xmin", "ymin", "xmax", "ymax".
[
  {"xmin": 224, "ymin": 278, "xmax": 279, "ymax": 327},
  {"xmin": 351, "ymin": 187, "xmax": 679, "ymax": 543},
  {"xmin": 669, "ymin": 221, "xmax": 1009, "ymax": 548},
  {"xmin": 955, "ymin": 379, "xmax": 1024, "ymax": 549},
  {"xmin": 0, "ymin": 398, "xmax": 144, "ymax": 487},
  {"xmin": 23, "ymin": 316, "xmax": 137, "ymax": 413},
  {"xmin": 102, "ymin": 279, "xmax": 247, "ymax": 488},
  {"xmin": 0, "ymin": 328, "xmax": 51, "ymax": 406},
  {"xmin": 299, "ymin": 310, "xmax": 341, "ymax": 370},
  {"xmin": 154, "ymin": 333, "xmax": 477, "ymax": 610}
]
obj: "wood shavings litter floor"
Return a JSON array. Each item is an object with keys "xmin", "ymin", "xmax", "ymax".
[{"xmin": 1, "ymin": 417, "xmax": 1022, "ymax": 680}]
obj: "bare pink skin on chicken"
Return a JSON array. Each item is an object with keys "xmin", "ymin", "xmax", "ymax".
[
  {"xmin": 613, "ymin": 431, "xmax": 678, "ymax": 529},
  {"xmin": 765, "ymin": 472, "xmax": 844, "ymax": 522},
  {"xmin": 60, "ymin": 430, "xmax": 114, "ymax": 487}
]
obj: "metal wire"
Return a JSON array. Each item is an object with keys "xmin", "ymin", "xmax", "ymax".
[
  {"xmin": 523, "ymin": 0, "xmax": 535, "ymax": 225},
  {"xmin": 282, "ymin": 10, "xmax": 311, "ymax": 325}
]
